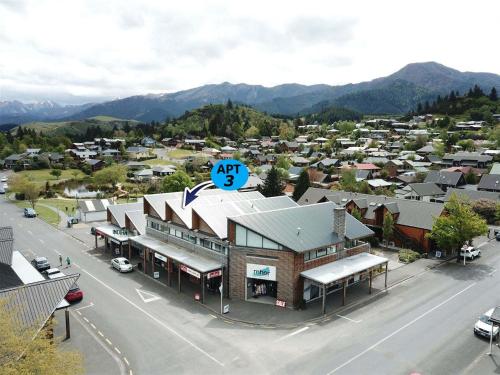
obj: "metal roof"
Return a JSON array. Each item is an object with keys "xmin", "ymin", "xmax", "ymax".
[
  {"xmin": 229, "ymin": 202, "xmax": 373, "ymax": 253},
  {"xmin": 95, "ymin": 224, "xmax": 130, "ymax": 242},
  {"xmin": 0, "ymin": 226, "xmax": 14, "ymax": 240},
  {"xmin": 408, "ymin": 182, "xmax": 444, "ymax": 197},
  {"xmin": 193, "ymin": 196, "xmax": 298, "ymax": 239},
  {"xmin": 108, "ymin": 202, "xmax": 143, "ymax": 228},
  {"xmin": 424, "ymin": 170, "xmax": 464, "ymax": 186},
  {"xmin": 130, "ymin": 235, "xmax": 222, "ymax": 273},
  {"xmin": 0, "ymin": 274, "xmax": 79, "ymax": 330},
  {"xmin": 301, "ymin": 252, "xmax": 388, "ymax": 285},
  {"xmin": 0, "ymin": 238, "xmax": 14, "ymax": 265},
  {"xmin": 0, "ymin": 263, "xmax": 23, "ymax": 289},
  {"xmin": 166, "ymin": 190, "xmax": 264, "ymax": 229},
  {"xmin": 144, "ymin": 192, "xmax": 183, "ymax": 220},
  {"xmin": 125, "ymin": 210, "xmax": 147, "ymax": 235},
  {"xmin": 78, "ymin": 199, "xmax": 114, "ymax": 213},
  {"xmin": 442, "ymin": 188, "xmax": 499, "ymax": 202},
  {"xmin": 10, "ymin": 251, "xmax": 45, "ymax": 284},
  {"xmin": 478, "ymin": 174, "xmax": 500, "ymax": 192}
]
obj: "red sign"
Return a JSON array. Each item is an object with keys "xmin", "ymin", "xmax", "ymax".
[
  {"xmin": 275, "ymin": 299, "xmax": 286, "ymax": 308},
  {"xmin": 207, "ymin": 269, "xmax": 222, "ymax": 279},
  {"xmin": 180, "ymin": 265, "xmax": 200, "ymax": 279}
]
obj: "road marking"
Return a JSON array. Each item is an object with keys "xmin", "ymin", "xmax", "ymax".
[
  {"xmin": 129, "ymin": 370, "xmax": 133, "ymax": 375},
  {"xmin": 70, "ymin": 310, "xmax": 127, "ymax": 375},
  {"xmin": 90, "ymin": 323, "xmax": 96, "ymax": 330},
  {"xmin": 489, "ymin": 269, "xmax": 497, "ymax": 276},
  {"xmin": 115, "ymin": 347, "xmax": 121, "ymax": 354},
  {"xmin": 477, "ymin": 242, "xmax": 489, "ymax": 248},
  {"xmin": 336, "ymin": 314, "xmax": 362, "ymax": 323},
  {"xmin": 27, "ymin": 230, "xmax": 33, "ymax": 235},
  {"xmin": 275, "ymin": 326, "xmax": 309, "ymax": 342},
  {"xmin": 74, "ymin": 302, "xmax": 94, "ymax": 311},
  {"xmin": 76, "ymin": 310, "xmax": 82, "ymax": 316},
  {"xmin": 209, "ymin": 314, "xmax": 217, "ymax": 319},
  {"xmin": 106, "ymin": 338, "xmax": 113, "ymax": 346},
  {"xmin": 39, "ymin": 239, "xmax": 44, "ymax": 244},
  {"xmin": 83, "ymin": 317, "xmax": 89, "ymax": 323},
  {"xmin": 98, "ymin": 331, "xmax": 104, "ymax": 337},
  {"xmin": 135, "ymin": 289, "xmax": 161, "ymax": 303},
  {"xmin": 123, "ymin": 357, "xmax": 129, "ymax": 366},
  {"xmin": 80, "ymin": 267, "xmax": 224, "ymax": 367},
  {"xmin": 327, "ymin": 283, "xmax": 477, "ymax": 374}
]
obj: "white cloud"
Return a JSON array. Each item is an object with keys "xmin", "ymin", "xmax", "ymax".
[{"xmin": 0, "ymin": 0, "xmax": 499, "ymax": 103}]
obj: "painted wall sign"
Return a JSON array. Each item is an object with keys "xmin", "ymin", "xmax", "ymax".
[
  {"xmin": 207, "ymin": 269, "xmax": 222, "ymax": 279},
  {"xmin": 180, "ymin": 264, "xmax": 201, "ymax": 279},
  {"xmin": 246, "ymin": 263, "xmax": 276, "ymax": 281},
  {"xmin": 275, "ymin": 299, "xmax": 286, "ymax": 308}
]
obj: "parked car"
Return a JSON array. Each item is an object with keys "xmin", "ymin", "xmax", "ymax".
[
  {"xmin": 460, "ymin": 245, "xmax": 481, "ymax": 260},
  {"xmin": 24, "ymin": 208, "xmax": 37, "ymax": 218},
  {"xmin": 43, "ymin": 268, "xmax": 64, "ymax": 279},
  {"xmin": 474, "ymin": 308, "xmax": 500, "ymax": 339},
  {"xmin": 496, "ymin": 232, "xmax": 500, "ymax": 242},
  {"xmin": 111, "ymin": 257, "xmax": 133, "ymax": 273},
  {"xmin": 65, "ymin": 284, "xmax": 83, "ymax": 303},
  {"xmin": 0, "ymin": 176, "xmax": 7, "ymax": 183},
  {"xmin": 31, "ymin": 256, "xmax": 51, "ymax": 272}
]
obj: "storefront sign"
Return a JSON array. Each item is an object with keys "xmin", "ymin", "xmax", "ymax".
[
  {"xmin": 207, "ymin": 269, "xmax": 222, "ymax": 279},
  {"xmin": 180, "ymin": 264, "xmax": 201, "ymax": 279},
  {"xmin": 223, "ymin": 304, "xmax": 230, "ymax": 314},
  {"xmin": 153, "ymin": 271, "xmax": 160, "ymax": 279},
  {"xmin": 155, "ymin": 253, "xmax": 167, "ymax": 262},
  {"xmin": 275, "ymin": 299, "xmax": 286, "ymax": 308},
  {"xmin": 246, "ymin": 263, "xmax": 276, "ymax": 281},
  {"xmin": 113, "ymin": 229, "xmax": 128, "ymax": 235}
]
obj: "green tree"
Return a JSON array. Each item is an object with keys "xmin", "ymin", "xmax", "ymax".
[
  {"xmin": 260, "ymin": 166, "xmax": 282, "ymax": 197},
  {"xmin": 0, "ymin": 300, "xmax": 83, "ymax": 375},
  {"xmin": 339, "ymin": 169, "xmax": 357, "ymax": 192},
  {"xmin": 426, "ymin": 194, "xmax": 488, "ymax": 258},
  {"xmin": 9, "ymin": 175, "xmax": 41, "ymax": 209},
  {"xmin": 292, "ymin": 170, "xmax": 310, "ymax": 201},
  {"xmin": 351, "ymin": 207, "xmax": 363, "ymax": 222},
  {"xmin": 161, "ymin": 170, "xmax": 194, "ymax": 193},
  {"xmin": 94, "ymin": 165, "xmax": 127, "ymax": 188},
  {"xmin": 465, "ymin": 170, "xmax": 477, "ymax": 184},
  {"xmin": 50, "ymin": 168, "xmax": 62, "ymax": 180},
  {"xmin": 382, "ymin": 212, "xmax": 394, "ymax": 243},
  {"xmin": 358, "ymin": 180, "xmax": 373, "ymax": 194},
  {"xmin": 489, "ymin": 87, "xmax": 497, "ymax": 101},
  {"xmin": 276, "ymin": 155, "xmax": 290, "ymax": 170}
]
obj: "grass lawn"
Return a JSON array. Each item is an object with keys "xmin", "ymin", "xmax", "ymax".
[
  {"xmin": 40, "ymin": 198, "xmax": 78, "ymax": 215},
  {"xmin": 14, "ymin": 201, "xmax": 60, "ymax": 226},
  {"xmin": 166, "ymin": 149, "xmax": 195, "ymax": 159},
  {"xmin": 17, "ymin": 169, "xmax": 86, "ymax": 186}
]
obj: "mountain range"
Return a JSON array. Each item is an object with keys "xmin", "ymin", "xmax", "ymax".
[{"xmin": 1, "ymin": 62, "xmax": 499, "ymax": 125}]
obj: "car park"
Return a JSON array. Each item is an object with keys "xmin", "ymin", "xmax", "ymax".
[
  {"xmin": 31, "ymin": 256, "xmax": 51, "ymax": 272},
  {"xmin": 111, "ymin": 257, "xmax": 133, "ymax": 273},
  {"xmin": 65, "ymin": 284, "xmax": 84, "ymax": 303},
  {"xmin": 24, "ymin": 208, "xmax": 37, "ymax": 218},
  {"xmin": 474, "ymin": 308, "xmax": 500, "ymax": 339},
  {"xmin": 460, "ymin": 245, "xmax": 481, "ymax": 260}
]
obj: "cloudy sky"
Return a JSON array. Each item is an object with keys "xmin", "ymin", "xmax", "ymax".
[{"xmin": 1, "ymin": 0, "xmax": 499, "ymax": 104}]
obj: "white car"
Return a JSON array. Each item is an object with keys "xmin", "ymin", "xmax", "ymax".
[
  {"xmin": 474, "ymin": 308, "xmax": 500, "ymax": 339},
  {"xmin": 44, "ymin": 267, "xmax": 65, "ymax": 279},
  {"xmin": 111, "ymin": 257, "xmax": 133, "ymax": 273},
  {"xmin": 460, "ymin": 245, "xmax": 481, "ymax": 260},
  {"xmin": 0, "ymin": 177, "xmax": 7, "ymax": 183}
]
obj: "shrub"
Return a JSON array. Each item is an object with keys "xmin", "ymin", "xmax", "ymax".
[{"xmin": 399, "ymin": 249, "xmax": 420, "ymax": 263}]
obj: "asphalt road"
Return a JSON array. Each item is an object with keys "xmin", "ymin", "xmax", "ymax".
[{"xmin": 2, "ymin": 195, "xmax": 500, "ymax": 375}]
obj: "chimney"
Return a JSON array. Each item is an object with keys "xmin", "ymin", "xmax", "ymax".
[{"xmin": 333, "ymin": 206, "xmax": 346, "ymax": 239}]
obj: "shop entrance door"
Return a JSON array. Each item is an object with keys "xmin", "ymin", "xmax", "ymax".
[{"xmin": 246, "ymin": 278, "xmax": 277, "ymax": 304}]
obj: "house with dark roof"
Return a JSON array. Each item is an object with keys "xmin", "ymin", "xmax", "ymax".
[
  {"xmin": 442, "ymin": 152, "xmax": 493, "ymax": 168},
  {"xmin": 298, "ymin": 187, "xmax": 445, "ymax": 253},
  {"xmin": 439, "ymin": 188, "xmax": 499, "ymax": 203},
  {"xmin": 396, "ymin": 182, "xmax": 444, "ymax": 202},
  {"xmin": 478, "ymin": 174, "xmax": 500, "ymax": 192},
  {"xmin": 311, "ymin": 158, "xmax": 341, "ymax": 171},
  {"xmin": 84, "ymin": 158, "xmax": 105, "ymax": 171},
  {"xmin": 4, "ymin": 154, "xmax": 27, "ymax": 169},
  {"xmin": 424, "ymin": 170, "xmax": 466, "ymax": 191}
]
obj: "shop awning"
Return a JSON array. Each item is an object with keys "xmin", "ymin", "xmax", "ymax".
[
  {"xmin": 130, "ymin": 234, "xmax": 222, "ymax": 274},
  {"xmin": 301, "ymin": 252, "xmax": 388, "ymax": 286},
  {"xmin": 95, "ymin": 224, "xmax": 130, "ymax": 243}
]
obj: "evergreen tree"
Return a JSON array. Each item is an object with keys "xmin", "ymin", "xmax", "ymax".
[
  {"xmin": 489, "ymin": 87, "xmax": 498, "ymax": 101},
  {"xmin": 382, "ymin": 212, "xmax": 394, "ymax": 243},
  {"xmin": 292, "ymin": 169, "xmax": 310, "ymax": 201},
  {"xmin": 261, "ymin": 166, "xmax": 282, "ymax": 197}
]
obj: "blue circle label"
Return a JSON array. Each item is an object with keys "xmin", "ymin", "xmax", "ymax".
[{"xmin": 210, "ymin": 159, "xmax": 249, "ymax": 191}]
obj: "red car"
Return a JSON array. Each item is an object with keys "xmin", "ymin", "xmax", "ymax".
[{"xmin": 65, "ymin": 285, "xmax": 83, "ymax": 303}]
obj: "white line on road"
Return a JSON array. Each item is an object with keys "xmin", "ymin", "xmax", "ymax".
[
  {"xmin": 98, "ymin": 331, "xmax": 104, "ymax": 337},
  {"xmin": 39, "ymin": 239, "xmax": 44, "ymax": 244},
  {"xmin": 27, "ymin": 230, "xmax": 32, "ymax": 235},
  {"xmin": 327, "ymin": 283, "xmax": 477, "ymax": 374},
  {"xmin": 79, "ymin": 267, "xmax": 225, "ymax": 367},
  {"xmin": 275, "ymin": 326, "xmax": 309, "ymax": 342},
  {"xmin": 83, "ymin": 317, "xmax": 89, "ymax": 323},
  {"xmin": 115, "ymin": 347, "xmax": 121, "ymax": 354},
  {"xmin": 76, "ymin": 310, "xmax": 82, "ymax": 316},
  {"xmin": 123, "ymin": 357, "xmax": 130, "ymax": 366},
  {"xmin": 91, "ymin": 323, "xmax": 96, "ymax": 330},
  {"xmin": 106, "ymin": 338, "xmax": 113, "ymax": 346},
  {"xmin": 74, "ymin": 302, "xmax": 94, "ymax": 311},
  {"xmin": 129, "ymin": 370, "xmax": 133, "ymax": 375},
  {"xmin": 477, "ymin": 242, "xmax": 489, "ymax": 248},
  {"xmin": 336, "ymin": 314, "xmax": 362, "ymax": 323}
]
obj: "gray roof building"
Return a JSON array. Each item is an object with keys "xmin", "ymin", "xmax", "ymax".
[
  {"xmin": 478, "ymin": 174, "xmax": 500, "ymax": 192},
  {"xmin": 441, "ymin": 188, "xmax": 500, "ymax": 202}
]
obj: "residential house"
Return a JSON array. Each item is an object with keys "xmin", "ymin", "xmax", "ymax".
[
  {"xmin": 396, "ymin": 182, "xmax": 444, "ymax": 202},
  {"xmin": 152, "ymin": 165, "xmax": 176, "ymax": 177},
  {"xmin": 126, "ymin": 146, "xmax": 150, "ymax": 160},
  {"xmin": 424, "ymin": 170, "xmax": 466, "ymax": 191},
  {"xmin": 84, "ymin": 158, "xmax": 105, "ymax": 171},
  {"xmin": 478, "ymin": 174, "xmax": 500, "ymax": 192},
  {"xmin": 141, "ymin": 137, "xmax": 156, "ymax": 148},
  {"xmin": 442, "ymin": 152, "xmax": 493, "ymax": 169},
  {"xmin": 4, "ymin": 154, "xmax": 27, "ymax": 169}
]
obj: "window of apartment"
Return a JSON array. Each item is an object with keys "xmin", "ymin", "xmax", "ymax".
[
  {"xmin": 235, "ymin": 224, "xmax": 281, "ymax": 250},
  {"xmin": 235, "ymin": 225, "xmax": 247, "ymax": 246},
  {"xmin": 150, "ymin": 221, "xmax": 160, "ymax": 231},
  {"xmin": 200, "ymin": 238, "xmax": 211, "ymax": 249},
  {"xmin": 247, "ymin": 230, "xmax": 263, "ymax": 248}
]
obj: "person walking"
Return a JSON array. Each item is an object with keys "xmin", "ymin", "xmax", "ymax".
[
  {"xmin": 59, "ymin": 254, "xmax": 63, "ymax": 267},
  {"xmin": 66, "ymin": 256, "xmax": 71, "ymax": 268}
]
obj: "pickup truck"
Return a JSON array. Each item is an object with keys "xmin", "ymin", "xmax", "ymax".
[{"xmin": 460, "ymin": 245, "xmax": 481, "ymax": 260}]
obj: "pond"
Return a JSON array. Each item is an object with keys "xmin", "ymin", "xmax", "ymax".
[{"xmin": 63, "ymin": 184, "xmax": 101, "ymax": 198}]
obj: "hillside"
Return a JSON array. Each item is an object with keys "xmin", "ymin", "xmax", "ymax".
[
  {"xmin": 161, "ymin": 103, "xmax": 289, "ymax": 139},
  {"xmin": 17, "ymin": 116, "xmax": 140, "ymax": 138}
]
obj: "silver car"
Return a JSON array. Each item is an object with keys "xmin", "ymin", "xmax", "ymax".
[{"xmin": 111, "ymin": 257, "xmax": 133, "ymax": 273}]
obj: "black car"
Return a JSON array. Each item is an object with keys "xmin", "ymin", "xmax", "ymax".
[
  {"xmin": 31, "ymin": 256, "xmax": 50, "ymax": 272},
  {"xmin": 496, "ymin": 232, "xmax": 500, "ymax": 241}
]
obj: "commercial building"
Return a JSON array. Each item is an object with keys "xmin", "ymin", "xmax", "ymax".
[{"xmin": 95, "ymin": 189, "xmax": 385, "ymax": 312}]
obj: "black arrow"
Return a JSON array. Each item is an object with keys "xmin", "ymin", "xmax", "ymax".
[{"xmin": 182, "ymin": 181, "xmax": 214, "ymax": 208}]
